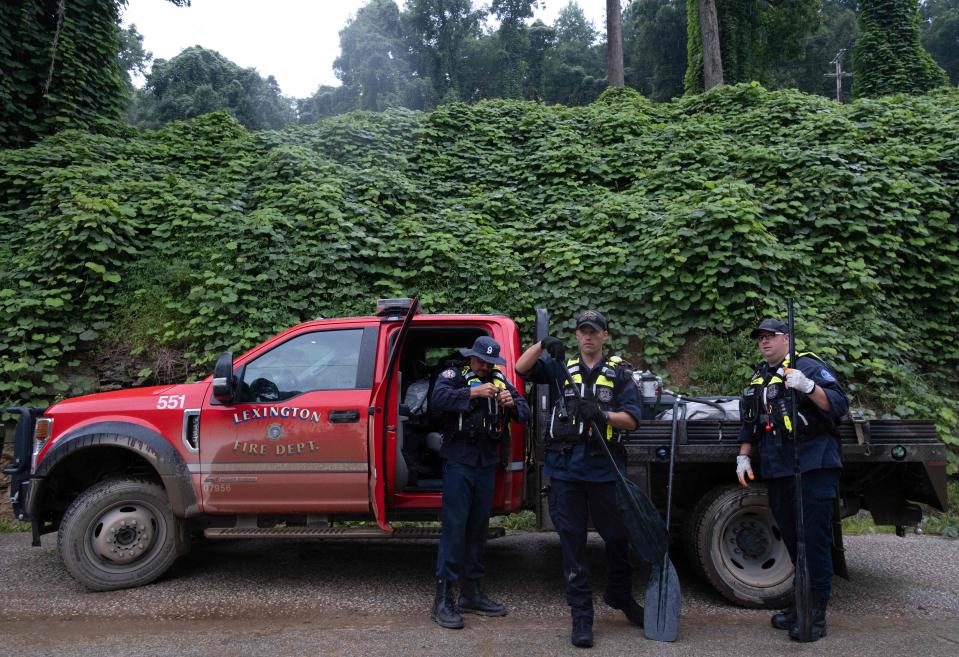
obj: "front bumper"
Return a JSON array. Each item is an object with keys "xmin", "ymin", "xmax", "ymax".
[{"xmin": 4, "ymin": 407, "xmax": 41, "ymax": 522}]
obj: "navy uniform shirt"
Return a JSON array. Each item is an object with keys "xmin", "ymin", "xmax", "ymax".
[
  {"xmin": 738, "ymin": 355, "xmax": 849, "ymax": 479},
  {"xmin": 431, "ymin": 366, "xmax": 530, "ymax": 467},
  {"xmin": 526, "ymin": 353, "xmax": 642, "ymax": 483}
]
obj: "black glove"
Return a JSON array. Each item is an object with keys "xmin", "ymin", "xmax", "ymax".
[
  {"xmin": 577, "ymin": 399, "xmax": 605, "ymax": 424},
  {"xmin": 540, "ymin": 335, "xmax": 566, "ymax": 361}
]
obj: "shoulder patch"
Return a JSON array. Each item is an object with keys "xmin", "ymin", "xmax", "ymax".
[
  {"xmin": 819, "ymin": 367, "xmax": 836, "ymax": 383},
  {"xmin": 441, "ymin": 368, "xmax": 456, "ymax": 379}
]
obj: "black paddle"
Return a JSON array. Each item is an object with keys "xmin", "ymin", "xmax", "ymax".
[
  {"xmin": 556, "ymin": 359, "xmax": 680, "ymax": 641},
  {"xmin": 787, "ymin": 297, "xmax": 813, "ymax": 642},
  {"xmin": 643, "ymin": 394, "xmax": 682, "ymax": 641}
]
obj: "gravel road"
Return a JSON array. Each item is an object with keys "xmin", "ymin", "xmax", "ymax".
[{"xmin": 1, "ymin": 531, "xmax": 957, "ymax": 657}]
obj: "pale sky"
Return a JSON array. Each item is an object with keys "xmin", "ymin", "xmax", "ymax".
[{"xmin": 121, "ymin": 0, "xmax": 612, "ymax": 98}]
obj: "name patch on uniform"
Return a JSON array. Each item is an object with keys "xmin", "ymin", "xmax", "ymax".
[
  {"xmin": 441, "ymin": 368, "xmax": 456, "ymax": 379},
  {"xmin": 819, "ymin": 368, "xmax": 835, "ymax": 382}
]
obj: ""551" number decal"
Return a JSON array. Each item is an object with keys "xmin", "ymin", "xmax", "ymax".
[{"xmin": 157, "ymin": 395, "xmax": 186, "ymax": 409}]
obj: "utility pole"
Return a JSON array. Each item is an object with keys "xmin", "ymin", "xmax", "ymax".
[{"xmin": 825, "ymin": 49, "xmax": 852, "ymax": 103}]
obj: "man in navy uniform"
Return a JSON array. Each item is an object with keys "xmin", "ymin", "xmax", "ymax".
[
  {"xmin": 736, "ymin": 318, "xmax": 849, "ymax": 642},
  {"xmin": 515, "ymin": 310, "xmax": 643, "ymax": 648},
  {"xmin": 430, "ymin": 335, "xmax": 530, "ymax": 629}
]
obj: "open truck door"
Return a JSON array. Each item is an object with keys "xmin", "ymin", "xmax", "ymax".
[
  {"xmin": 532, "ymin": 307, "xmax": 554, "ymax": 529},
  {"xmin": 368, "ymin": 297, "xmax": 420, "ymax": 531}
]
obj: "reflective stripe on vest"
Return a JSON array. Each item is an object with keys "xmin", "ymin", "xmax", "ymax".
[{"xmin": 561, "ymin": 357, "xmax": 619, "ymax": 441}]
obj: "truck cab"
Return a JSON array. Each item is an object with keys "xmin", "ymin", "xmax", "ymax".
[{"xmin": 5, "ymin": 299, "xmax": 528, "ymax": 590}]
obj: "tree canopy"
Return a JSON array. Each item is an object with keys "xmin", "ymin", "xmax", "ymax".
[
  {"xmin": 131, "ymin": 46, "xmax": 295, "ymax": 130},
  {"xmin": 921, "ymin": 0, "xmax": 959, "ymax": 85},
  {"xmin": 4, "ymin": 0, "xmax": 958, "ymax": 141}
]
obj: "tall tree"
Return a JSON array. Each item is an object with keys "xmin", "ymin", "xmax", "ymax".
[
  {"xmin": 491, "ymin": 0, "xmax": 540, "ymax": 99},
  {"xmin": 457, "ymin": 19, "xmax": 550, "ymax": 102},
  {"xmin": 334, "ymin": 0, "xmax": 417, "ymax": 111},
  {"xmin": 607, "ymin": 0, "xmax": 625, "ymax": 86},
  {"xmin": 117, "ymin": 23, "xmax": 151, "ymax": 88},
  {"xmin": 555, "ymin": 0, "xmax": 600, "ymax": 43},
  {"xmin": 698, "ymin": 0, "xmax": 724, "ymax": 89},
  {"xmin": 542, "ymin": 2, "xmax": 605, "ymax": 104},
  {"xmin": 623, "ymin": 0, "xmax": 688, "ymax": 101},
  {"xmin": 525, "ymin": 19, "xmax": 556, "ymax": 99},
  {"xmin": 403, "ymin": 0, "xmax": 486, "ymax": 103},
  {"xmin": 296, "ymin": 85, "xmax": 358, "ymax": 124},
  {"xmin": 136, "ymin": 46, "xmax": 295, "ymax": 130},
  {"xmin": 853, "ymin": 0, "xmax": 949, "ymax": 96},
  {"xmin": 684, "ymin": 0, "xmax": 821, "ymax": 94},
  {"xmin": 920, "ymin": 0, "xmax": 959, "ymax": 84}
]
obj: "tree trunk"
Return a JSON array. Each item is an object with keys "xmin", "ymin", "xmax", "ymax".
[
  {"xmin": 698, "ymin": 0, "xmax": 723, "ymax": 90},
  {"xmin": 606, "ymin": 0, "xmax": 624, "ymax": 88}
]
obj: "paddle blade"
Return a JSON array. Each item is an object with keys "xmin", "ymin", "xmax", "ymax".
[
  {"xmin": 793, "ymin": 539, "xmax": 813, "ymax": 641},
  {"xmin": 615, "ymin": 476, "xmax": 669, "ymax": 565},
  {"xmin": 644, "ymin": 558, "xmax": 681, "ymax": 642}
]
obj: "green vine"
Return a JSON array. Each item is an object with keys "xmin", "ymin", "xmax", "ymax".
[
  {"xmin": 1, "ymin": 86, "xmax": 957, "ymax": 469},
  {"xmin": 0, "ymin": 0, "xmax": 190, "ymax": 148},
  {"xmin": 853, "ymin": 0, "xmax": 950, "ymax": 97},
  {"xmin": 0, "ymin": 0, "xmax": 130, "ymax": 148}
]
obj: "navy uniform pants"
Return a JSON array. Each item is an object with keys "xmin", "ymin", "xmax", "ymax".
[
  {"xmin": 766, "ymin": 469, "xmax": 839, "ymax": 607},
  {"xmin": 435, "ymin": 461, "xmax": 497, "ymax": 581},
  {"xmin": 548, "ymin": 477, "xmax": 633, "ymax": 619}
]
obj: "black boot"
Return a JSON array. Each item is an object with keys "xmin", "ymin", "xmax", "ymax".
[
  {"xmin": 603, "ymin": 592, "xmax": 644, "ymax": 627},
  {"xmin": 571, "ymin": 616, "xmax": 594, "ymax": 648},
  {"xmin": 789, "ymin": 607, "xmax": 827, "ymax": 642},
  {"xmin": 458, "ymin": 579, "xmax": 507, "ymax": 617},
  {"xmin": 770, "ymin": 607, "xmax": 796, "ymax": 631},
  {"xmin": 431, "ymin": 578, "xmax": 464, "ymax": 629}
]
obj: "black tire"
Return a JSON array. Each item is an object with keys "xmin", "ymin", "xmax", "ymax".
[
  {"xmin": 684, "ymin": 484, "xmax": 793, "ymax": 608},
  {"xmin": 58, "ymin": 478, "xmax": 180, "ymax": 591}
]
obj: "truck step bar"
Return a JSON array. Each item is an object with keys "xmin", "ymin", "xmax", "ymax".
[{"xmin": 203, "ymin": 526, "xmax": 507, "ymax": 540}]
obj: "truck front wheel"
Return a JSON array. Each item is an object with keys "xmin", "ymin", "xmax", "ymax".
[
  {"xmin": 58, "ymin": 478, "xmax": 180, "ymax": 591},
  {"xmin": 684, "ymin": 484, "xmax": 793, "ymax": 608}
]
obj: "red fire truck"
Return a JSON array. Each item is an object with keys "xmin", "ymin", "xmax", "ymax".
[{"xmin": 4, "ymin": 299, "xmax": 949, "ymax": 607}]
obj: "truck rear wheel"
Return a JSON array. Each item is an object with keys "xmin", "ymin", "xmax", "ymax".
[
  {"xmin": 58, "ymin": 478, "xmax": 179, "ymax": 591},
  {"xmin": 684, "ymin": 484, "xmax": 793, "ymax": 608}
]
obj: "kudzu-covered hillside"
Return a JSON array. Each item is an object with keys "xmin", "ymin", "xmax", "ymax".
[{"xmin": 1, "ymin": 84, "xmax": 957, "ymax": 462}]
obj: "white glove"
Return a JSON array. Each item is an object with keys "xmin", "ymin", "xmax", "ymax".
[
  {"xmin": 736, "ymin": 455, "xmax": 754, "ymax": 487},
  {"xmin": 785, "ymin": 369, "xmax": 815, "ymax": 394}
]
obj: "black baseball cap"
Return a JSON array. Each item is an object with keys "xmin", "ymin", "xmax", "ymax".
[
  {"xmin": 460, "ymin": 335, "xmax": 506, "ymax": 365},
  {"xmin": 576, "ymin": 310, "xmax": 608, "ymax": 331},
  {"xmin": 749, "ymin": 318, "xmax": 788, "ymax": 339}
]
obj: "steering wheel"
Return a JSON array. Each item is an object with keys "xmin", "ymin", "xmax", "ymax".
[{"xmin": 249, "ymin": 377, "xmax": 280, "ymax": 402}]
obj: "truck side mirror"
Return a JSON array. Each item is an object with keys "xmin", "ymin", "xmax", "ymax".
[{"xmin": 212, "ymin": 352, "xmax": 235, "ymax": 404}]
